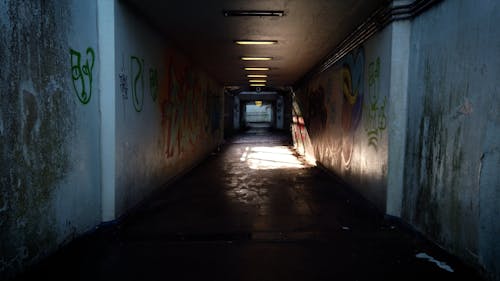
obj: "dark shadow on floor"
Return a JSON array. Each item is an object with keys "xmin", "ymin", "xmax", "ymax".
[{"xmin": 14, "ymin": 130, "xmax": 484, "ymax": 281}]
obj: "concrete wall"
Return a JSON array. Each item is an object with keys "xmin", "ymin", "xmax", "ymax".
[
  {"xmin": 402, "ymin": 1, "xmax": 500, "ymax": 280},
  {"xmin": 0, "ymin": 0, "xmax": 101, "ymax": 278},
  {"xmin": 295, "ymin": 28, "xmax": 392, "ymax": 210},
  {"xmin": 296, "ymin": 1, "xmax": 500, "ymax": 279},
  {"xmin": 0, "ymin": 1, "xmax": 225, "ymax": 277},
  {"xmin": 114, "ymin": 3, "xmax": 224, "ymax": 217}
]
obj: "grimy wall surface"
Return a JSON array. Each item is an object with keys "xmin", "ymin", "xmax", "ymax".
[
  {"xmin": 114, "ymin": 3, "xmax": 224, "ymax": 216},
  {"xmin": 0, "ymin": 0, "xmax": 224, "ymax": 278},
  {"xmin": 295, "ymin": 1, "xmax": 500, "ymax": 280},
  {"xmin": 403, "ymin": 1, "xmax": 500, "ymax": 280},
  {"xmin": 295, "ymin": 28, "xmax": 392, "ymax": 210},
  {"xmin": 0, "ymin": 1, "xmax": 101, "ymax": 278}
]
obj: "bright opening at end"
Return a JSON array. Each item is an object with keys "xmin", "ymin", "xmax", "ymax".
[{"xmin": 239, "ymin": 146, "xmax": 316, "ymax": 170}]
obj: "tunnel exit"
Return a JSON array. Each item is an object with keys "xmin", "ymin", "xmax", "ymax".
[
  {"xmin": 245, "ymin": 101, "xmax": 272, "ymax": 124},
  {"xmin": 228, "ymin": 90, "xmax": 287, "ymax": 134}
]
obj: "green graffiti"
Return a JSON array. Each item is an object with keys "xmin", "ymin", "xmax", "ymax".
[
  {"xmin": 130, "ymin": 56, "xmax": 144, "ymax": 112},
  {"xmin": 149, "ymin": 68, "xmax": 159, "ymax": 102},
  {"xmin": 365, "ymin": 57, "xmax": 387, "ymax": 150},
  {"xmin": 70, "ymin": 47, "xmax": 95, "ymax": 104}
]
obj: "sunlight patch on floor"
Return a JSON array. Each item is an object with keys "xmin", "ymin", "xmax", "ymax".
[{"xmin": 240, "ymin": 146, "xmax": 314, "ymax": 170}]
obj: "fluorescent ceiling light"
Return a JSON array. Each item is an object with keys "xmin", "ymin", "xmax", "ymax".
[
  {"xmin": 244, "ymin": 67, "xmax": 269, "ymax": 71},
  {"xmin": 247, "ymin": 74, "xmax": 268, "ymax": 78},
  {"xmin": 224, "ymin": 10, "xmax": 284, "ymax": 17},
  {"xmin": 241, "ymin": 57, "xmax": 272, "ymax": 61},
  {"xmin": 250, "ymin": 83, "xmax": 266, "ymax": 87},
  {"xmin": 249, "ymin": 79, "xmax": 267, "ymax": 83},
  {"xmin": 235, "ymin": 40, "xmax": 277, "ymax": 45}
]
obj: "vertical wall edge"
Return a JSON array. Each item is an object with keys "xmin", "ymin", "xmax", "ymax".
[
  {"xmin": 98, "ymin": 0, "xmax": 116, "ymax": 222},
  {"xmin": 386, "ymin": 19, "xmax": 411, "ymax": 217}
]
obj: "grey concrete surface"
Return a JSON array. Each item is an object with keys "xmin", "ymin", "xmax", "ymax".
[{"xmin": 14, "ymin": 128, "xmax": 484, "ymax": 281}]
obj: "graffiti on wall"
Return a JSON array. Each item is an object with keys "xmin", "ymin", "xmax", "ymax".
[
  {"xmin": 70, "ymin": 47, "xmax": 95, "ymax": 104},
  {"xmin": 119, "ymin": 70, "xmax": 129, "ymax": 100},
  {"xmin": 307, "ymin": 86, "xmax": 327, "ymax": 138},
  {"xmin": 364, "ymin": 57, "xmax": 387, "ymax": 150},
  {"xmin": 208, "ymin": 93, "xmax": 221, "ymax": 132},
  {"xmin": 130, "ymin": 56, "xmax": 144, "ymax": 112},
  {"xmin": 341, "ymin": 48, "xmax": 364, "ymax": 167},
  {"xmin": 149, "ymin": 68, "xmax": 159, "ymax": 102},
  {"xmin": 159, "ymin": 55, "xmax": 221, "ymax": 159}
]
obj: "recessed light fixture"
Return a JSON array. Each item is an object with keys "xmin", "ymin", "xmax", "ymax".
[
  {"xmin": 250, "ymin": 83, "xmax": 266, "ymax": 87},
  {"xmin": 247, "ymin": 74, "xmax": 268, "ymax": 78},
  {"xmin": 244, "ymin": 67, "xmax": 269, "ymax": 71},
  {"xmin": 249, "ymin": 79, "xmax": 267, "ymax": 83},
  {"xmin": 223, "ymin": 10, "xmax": 284, "ymax": 17},
  {"xmin": 241, "ymin": 57, "xmax": 273, "ymax": 61},
  {"xmin": 235, "ymin": 40, "xmax": 277, "ymax": 45}
]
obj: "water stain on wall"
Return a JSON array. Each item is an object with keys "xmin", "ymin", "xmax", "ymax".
[
  {"xmin": 0, "ymin": 1, "xmax": 74, "ymax": 278},
  {"xmin": 404, "ymin": 57, "xmax": 478, "ymax": 262}
]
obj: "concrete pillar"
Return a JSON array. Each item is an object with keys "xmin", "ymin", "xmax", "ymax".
[
  {"xmin": 98, "ymin": 0, "xmax": 116, "ymax": 222},
  {"xmin": 386, "ymin": 18, "xmax": 411, "ymax": 217},
  {"xmin": 233, "ymin": 95, "xmax": 240, "ymax": 129},
  {"xmin": 276, "ymin": 95, "xmax": 284, "ymax": 129}
]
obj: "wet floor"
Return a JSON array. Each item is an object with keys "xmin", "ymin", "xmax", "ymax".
[{"xmin": 16, "ymin": 127, "xmax": 484, "ymax": 281}]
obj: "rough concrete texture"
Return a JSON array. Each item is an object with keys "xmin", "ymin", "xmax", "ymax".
[
  {"xmin": 294, "ymin": 27, "xmax": 392, "ymax": 210},
  {"xmin": 14, "ymin": 128, "xmax": 484, "ymax": 281},
  {"xmin": 114, "ymin": 2, "xmax": 224, "ymax": 217},
  {"xmin": 403, "ymin": 1, "xmax": 500, "ymax": 280},
  {"xmin": 0, "ymin": 0, "xmax": 101, "ymax": 279}
]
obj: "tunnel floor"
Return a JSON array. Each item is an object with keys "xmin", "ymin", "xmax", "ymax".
[{"xmin": 17, "ymin": 128, "xmax": 483, "ymax": 281}]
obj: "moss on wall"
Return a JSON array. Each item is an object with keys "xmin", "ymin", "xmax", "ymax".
[{"xmin": 0, "ymin": 1, "xmax": 74, "ymax": 277}]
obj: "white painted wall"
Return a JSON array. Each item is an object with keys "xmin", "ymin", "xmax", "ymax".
[
  {"xmin": 386, "ymin": 20, "xmax": 411, "ymax": 217},
  {"xmin": 114, "ymin": 2, "xmax": 223, "ymax": 217},
  {"xmin": 114, "ymin": 2, "xmax": 167, "ymax": 217},
  {"xmin": 98, "ymin": 0, "xmax": 116, "ymax": 222}
]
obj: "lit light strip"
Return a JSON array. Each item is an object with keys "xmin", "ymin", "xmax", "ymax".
[
  {"xmin": 224, "ymin": 10, "xmax": 284, "ymax": 17},
  {"xmin": 250, "ymin": 84, "xmax": 266, "ymax": 87},
  {"xmin": 235, "ymin": 40, "xmax": 277, "ymax": 45},
  {"xmin": 244, "ymin": 67, "xmax": 269, "ymax": 71},
  {"xmin": 249, "ymin": 79, "xmax": 266, "ymax": 83},
  {"xmin": 247, "ymin": 74, "xmax": 268, "ymax": 78},
  {"xmin": 241, "ymin": 57, "xmax": 272, "ymax": 61}
]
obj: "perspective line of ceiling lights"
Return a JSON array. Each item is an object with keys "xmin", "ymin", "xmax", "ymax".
[{"xmin": 226, "ymin": 10, "xmax": 285, "ymax": 89}]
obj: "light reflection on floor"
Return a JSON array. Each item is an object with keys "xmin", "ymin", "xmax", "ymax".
[{"xmin": 239, "ymin": 146, "xmax": 314, "ymax": 170}]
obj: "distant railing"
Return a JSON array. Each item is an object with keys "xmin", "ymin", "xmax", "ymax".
[{"xmin": 246, "ymin": 112, "xmax": 271, "ymax": 122}]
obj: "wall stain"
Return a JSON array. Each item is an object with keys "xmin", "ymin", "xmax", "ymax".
[
  {"xmin": 405, "ymin": 56, "xmax": 477, "ymax": 258},
  {"xmin": 1, "ymin": 1, "xmax": 73, "ymax": 278}
]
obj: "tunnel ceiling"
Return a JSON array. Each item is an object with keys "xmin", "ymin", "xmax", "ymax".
[{"xmin": 124, "ymin": 0, "xmax": 388, "ymax": 90}]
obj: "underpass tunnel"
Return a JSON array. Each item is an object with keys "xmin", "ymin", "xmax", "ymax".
[
  {"xmin": 1, "ymin": 1, "xmax": 499, "ymax": 280},
  {"xmin": 225, "ymin": 90, "xmax": 290, "ymax": 136}
]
